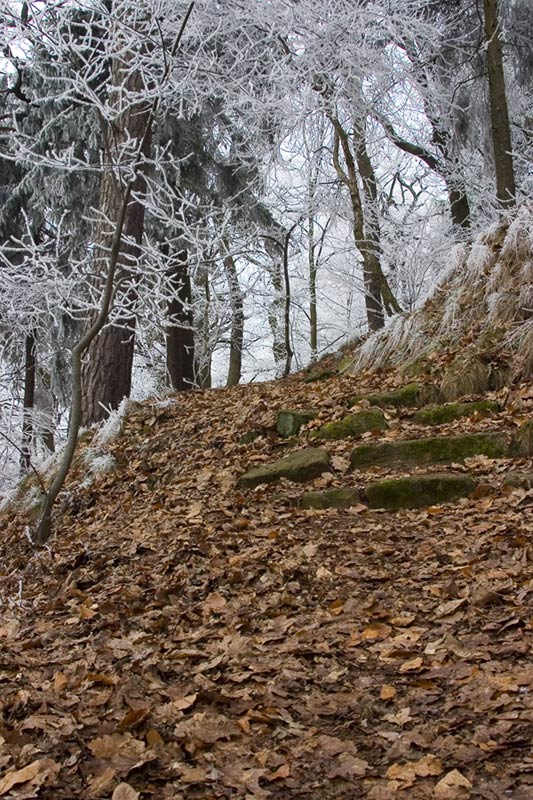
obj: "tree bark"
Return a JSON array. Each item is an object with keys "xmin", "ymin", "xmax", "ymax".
[
  {"xmin": 222, "ymin": 239, "xmax": 244, "ymax": 387},
  {"xmin": 483, "ymin": 0, "xmax": 516, "ymax": 208},
  {"xmin": 20, "ymin": 330, "xmax": 36, "ymax": 474},
  {"xmin": 330, "ymin": 117, "xmax": 401, "ymax": 331},
  {"xmin": 282, "ymin": 222, "xmax": 298, "ymax": 377},
  {"xmin": 195, "ymin": 268, "xmax": 212, "ymax": 389},
  {"xmin": 81, "ymin": 60, "xmax": 151, "ymax": 425},
  {"xmin": 165, "ymin": 247, "xmax": 195, "ymax": 391},
  {"xmin": 308, "ymin": 208, "xmax": 318, "ymax": 360}
]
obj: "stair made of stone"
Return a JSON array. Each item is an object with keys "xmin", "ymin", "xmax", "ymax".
[{"xmin": 237, "ymin": 382, "xmax": 532, "ymax": 511}]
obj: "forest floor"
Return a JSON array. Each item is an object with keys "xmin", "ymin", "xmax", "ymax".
[{"xmin": 1, "ymin": 363, "xmax": 533, "ymax": 799}]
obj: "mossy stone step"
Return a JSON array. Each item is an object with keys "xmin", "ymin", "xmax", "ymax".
[
  {"xmin": 238, "ymin": 448, "xmax": 330, "ymax": 488},
  {"xmin": 503, "ymin": 471, "xmax": 533, "ymax": 490},
  {"xmin": 365, "ymin": 473, "xmax": 477, "ymax": 510},
  {"xmin": 239, "ymin": 430, "xmax": 264, "ymax": 445},
  {"xmin": 311, "ymin": 408, "xmax": 387, "ymax": 442},
  {"xmin": 413, "ymin": 400, "xmax": 500, "ymax": 426},
  {"xmin": 349, "ymin": 382, "xmax": 439, "ymax": 410},
  {"xmin": 277, "ymin": 409, "xmax": 319, "ymax": 437},
  {"xmin": 350, "ymin": 431, "xmax": 510, "ymax": 470},
  {"xmin": 304, "ymin": 369, "xmax": 335, "ymax": 383},
  {"xmin": 299, "ymin": 488, "xmax": 361, "ymax": 509}
]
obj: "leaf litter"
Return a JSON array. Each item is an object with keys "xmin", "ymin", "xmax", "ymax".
[{"xmin": 0, "ymin": 369, "xmax": 533, "ymax": 798}]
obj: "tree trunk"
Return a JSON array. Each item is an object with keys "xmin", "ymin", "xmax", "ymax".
[
  {"xmin": 308, "ymin": 208, "xmax": 318, "ymax": 360},
  {"xmin": 195, "ymin": 269, "xmax": 212, "ymax": 389},
  {"xmin": 20, "ymin": 330, "xmax": 36, "ymax": 474},
  {"xmin": 282, "ymin": 222, "xmax": 298, "ymax": 377},
  {"xmin": 165, "ymin": 247, "xmax": 195, "ymax": 391},
  {"xmin": 81, "ymin": 62, "xmax": 151, "ymax": 425},
  {"xmin": 263, "ymin": 233, "xmax": 288, "ymax": 371},
  {"xmin": 222, "ymin": 239, "xmax": 244, "ymax": 387},
  {"xmin": 330, "ymin": 117, "xmax": 401, "ymax": 331},
  {"xmin": 483, "ymin": 0, "xmax": 516, "ymax": 208}
]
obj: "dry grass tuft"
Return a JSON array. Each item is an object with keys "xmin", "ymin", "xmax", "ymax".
[{"xmin": 355, "ymin": 204, "xmax": 533, "ymax": 388}]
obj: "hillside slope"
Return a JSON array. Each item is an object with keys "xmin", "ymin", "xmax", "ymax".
[
  {"xmin": 356, "ymin": 205, "xmax": 533, "ymax": 397},
  {"xmin": 1, "ymin": 362, "xmax": 533, "ymax": 799}
]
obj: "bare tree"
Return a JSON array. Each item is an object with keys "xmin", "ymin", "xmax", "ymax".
[{"xmin": 483, "ymin": 0, "xmax": 516, "ymax": 208}]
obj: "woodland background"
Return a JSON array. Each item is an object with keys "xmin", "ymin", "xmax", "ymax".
[{"xmin": 0, "ymin": 0, "xmax": 531, "ymax": 494}]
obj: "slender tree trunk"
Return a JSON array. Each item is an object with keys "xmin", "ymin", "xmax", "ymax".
[
  {"xmin": 330, "ymin": 117, "xmax": 401, "ymax": 331},
  {"xmin": 263, "ymin": 234, "xmax": 287, "ymax": 372},
  {"xmin": 307, "ymin": 173, "xmax": 318, "ymax": 360},
  {"xmin": 353, "ymin": 116, "xmax": 392, "ymax": 328},
  {"xmin": 483, "ymin": 0, "xmax": 516, "ymax": 208},
  {"xmin": 282, "ymin": 222, "xmax": 298, "ymax": 377},
  {"xmin": 165, "ymin": 247, "xmax": 195, "ymax": 391},
  {"xmin": 221, "ymin": 239, "xmax": 244, "ymax": 387},
  {"xmin": 20, "ymin": 330, "xmax": 36, "ymax": 474},
  {"xmin": 195, "ymin": 269, "xmax": 212, "ymax": 389},
  {"xmin": 81, "ymin": 65, "xmax": 151, "ymax": 425}
]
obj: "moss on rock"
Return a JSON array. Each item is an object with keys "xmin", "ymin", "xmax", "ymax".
[
  {"xmin": 304, "ymin": 369, "xmax": 335, "ymax": 383},
  {"xmin": 299, "ymin": 487, "xmax": 361, "ymax": 509},
  {"xmin": 349, "ymin": 382, "xmax": 439, "ymax": 410},
  {"xmin": 311, "ymin": 408, "xmax": 387, "ymax": 441},
  {"xmin": 365, "ymin": 473, "xmax": 477, "ymax": 510},
  {"xmin": 238, "ymin": 448, "xmax": 330, "ymax": 488},
  {"xmin": 350, "ymin": 431, "xmax": 509, "ymax": 470},
  {"xmin": 413, "ymin": 400, "xmax": 500, "ymax": 426},
  {"xmin": 503, "ymin": 471, "xmax": 533, "ymax": 489},
  {"xmin": 276, "ymin": 409, "xmax": 319, "ymax": 438},
  {"xmin": 238, "ymin": 430, "xmax": 264, "ymax": 445},
  {"xmin": 510, "ymin": 422, "xmax": 533, "ymax": 457}
]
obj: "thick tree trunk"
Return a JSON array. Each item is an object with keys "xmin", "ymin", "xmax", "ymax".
[
  {"xmin": 483, "ymin": 0, "xmax": 516, "ymax": 208},
  {"xmin": 165, "ymin": 248, "xmax": 195, "ymax": 391},
  {"xmin": 20, "ymin": 330, "xmax": 36, "ymax": 474},
  {"xmin": 222, "ymin": 239, "xmax": 244, "ymax": 387},
  {"xmin": 81, "ymin": 66, "xmax": 151, "ymax": 426}
]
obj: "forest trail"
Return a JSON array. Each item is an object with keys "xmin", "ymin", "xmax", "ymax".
[{"xmin": 1, "ymin": 361, "xmax": 533, "ymax": 800}]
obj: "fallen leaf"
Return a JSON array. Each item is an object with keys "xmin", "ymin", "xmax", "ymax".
[
  {"xmin": 0, "ymin": 759, "xmax": 59, "ymax": 796},
  {"xmin": 399, "ymin": 657, "xmax": 424, "ymax": 673},
  {"xmin": 111, "ymin": 783, "xmax": 140, "ymax": 800},
  {"xmin": 434, "ymin": 768, "xmax": 473, "ymax": 797},
  {"xmin": 328, "ymin": 754, "xmax": 369, "ymax": 779}
]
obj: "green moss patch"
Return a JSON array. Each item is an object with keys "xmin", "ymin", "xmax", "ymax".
[
  {"xmin": 413, "ymin": 400, "xmax": 500, "ymax": 426},
  {"xmin": 238, "ymin": 448, "xmax": 330, "ymax": 488},
  {"xmin": 299, "ymin": 487, "xmax": 361, "ymax": 509},
  {"xmin": 238, "ymin": 430, "xmax": 264, "ymax": 445},
  {"xmin": 304, "ymin": 369, "xmax": 335, "ymax": 383},
  {"xmin": 503, "ymin": 471, "xmax": 533, "ymax": 489},
  {"xmin": 350, "ymin": 431, "xmax": 509, "ymax": 470},
  {"xmin": 311, "ymin": 408, "xmax": 387, "ymax": 441},
  {"xmin": 365, "ymin": 473, "xmax": 477, "ymax": 510},
  {"xmin": 276, "ymin": 409, "xmax": 319, "ymax": 438},
  {"xmin": 349, "ymin": 382, "xmax": 439, "ymax": 410}
]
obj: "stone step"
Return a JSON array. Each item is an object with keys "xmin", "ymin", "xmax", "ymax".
[
  {"xmin": 299, "ymin": 488, "xmax": 361, "ymax": 509},
  {"xmin": 413, "ymin": 400, "xmax": 500, "ymax": 426},
  {"xmin": 350, "ymin": 430, "xmax": 517, "ymax": 470},
  {"xmin": 311, "ymin": 408, "xmax": 387, "ymax": 441},
  {"xmin": 365, "ymin": 473, "xmax": 477, "ymax": 510},
  {"xmin": 276, "ymin": 409, "xmax": 319, "ymax": 438},
  {"xmin": 349, "ymin": 382, "xmax": 439, "ymax": 410},
  {"xmin": 238, "ymin": 448, "xmax": 330, "ymax": 488}
]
